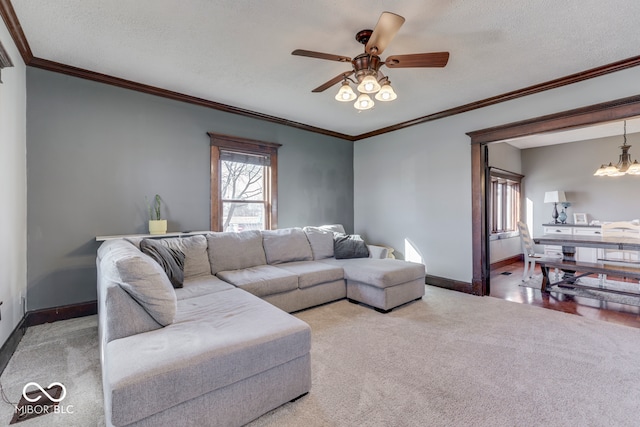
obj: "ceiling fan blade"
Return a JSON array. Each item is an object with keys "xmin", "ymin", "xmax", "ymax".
[
  {"xmin": 312, "ymin": 71, "xmax": 354, "ymax": 93},
  {"xmin": 292, "ymin": 49, "xmax": 351, "ymax": 63},
  {"xmin": 365, "ymin": 12, "xmax": 405, "ymax": 55},
  {"xmin": 385, "ymin": 52, "xmax": 450, "ymax": 68}
]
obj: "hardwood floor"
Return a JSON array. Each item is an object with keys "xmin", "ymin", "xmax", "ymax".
[{"xmin": 490, "ymin": 261, "xmax": 640, "ymax": 329}]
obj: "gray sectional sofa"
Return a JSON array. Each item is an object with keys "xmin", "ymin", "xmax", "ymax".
[{"xmin": 97, "ymin": 225, "xmax": 425, "ymax": 426}]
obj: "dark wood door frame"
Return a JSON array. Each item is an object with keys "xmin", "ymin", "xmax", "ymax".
[{"xmin": 467, "ymin": 94, "xmax": 640, "ymax": 296}]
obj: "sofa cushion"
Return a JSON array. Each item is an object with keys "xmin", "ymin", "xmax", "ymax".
[
  {"xmin": 115, "ymin": 254, "xmax": 177, "ymax": 326},
  {"xmin": 322, "ymin": 258, "xmax": 425, "ymax": 289},
  {"xmin": 159, "ymin": 235, "xmax": 211, "ymax": 279},
  {"xmin": 140, "ymin": 238, "xmax": 185, "ymax": 288},
  {"xmin": 207, "ymin": 230, "xmax": 267, "ymax": 275},
  {"xmin": 106, "ymin": 288, "xmax": 311, "ymax": 426},
  {"xmin": 98, "ymin": 240, "xmax": 166, "ymax": 341},
  {"xmin": 319, "ymin": 224, "xmax": 346, "ymax": 234},
  {"xmin": 276, "ymin": 261, "xmax": 344, "ymax": 289},
  {"xmin": 334, "ymin": 234, "xmax": 370, "ymax": 259},
  {"xmin": 303, "ymin": 227, "xmax": 334, "ymax": 260},
  {"xmin": 262, "ymin": 228, "xmax": 313, "ymax": 264},
  {"xmin": 174, "ymin": 275, "xmax": 235, "ymax": 301},
  {"xmin": 217, "ymin": 265, "xmax": 298, "ymax": 297}
]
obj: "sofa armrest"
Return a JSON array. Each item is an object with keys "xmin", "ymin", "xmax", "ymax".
[{"xmin": 367, "ymin": 245, "xmax": 389, "ymax": 259}]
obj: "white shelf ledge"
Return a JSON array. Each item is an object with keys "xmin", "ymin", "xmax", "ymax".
[{"xmin": 96, "ymin": 231, "xmax": 210, "ymax": 242}]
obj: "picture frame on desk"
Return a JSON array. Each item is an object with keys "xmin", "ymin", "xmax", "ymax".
[{"xmin": 574, "ymin": 213, "xmax": 588, "ymax": 225}]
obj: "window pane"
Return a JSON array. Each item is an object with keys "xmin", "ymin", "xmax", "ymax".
[
  {"xmin": 221, "ymin": 160, "xmax": 264, "ymax": 201},
  {"xmin": 496, "ymin": 184, "xmax": 503, "ymax": 232},
  {"xmin": 506, "ymin": 184, "xmax": 513, "ymax": 231},
  {"xmin": 222, "ymin": 202, "xmax": 265, "ymax": 232}
]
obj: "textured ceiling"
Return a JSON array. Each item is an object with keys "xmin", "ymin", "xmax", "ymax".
[{"xmin": 9, "ymin": 0, "xmax": 640, "ymax": 137}]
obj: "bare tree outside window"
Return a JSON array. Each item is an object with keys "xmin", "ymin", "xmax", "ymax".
[
  {"xmin": 209, "ymin": 132, "xmax": 280, "ymax": 232},
  {"xmin": 221, "ymin": 160, "xmax": 265, "ymax": 231}
]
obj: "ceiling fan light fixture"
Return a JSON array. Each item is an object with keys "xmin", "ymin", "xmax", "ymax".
[
  {"xmin": 354, "ymin": 93, "xmax": 374, "ymax": 110},
  {"xmin": 357, "ymin": 74, "xmax": 381, "ymax": 94},
  {"xmin": 375, "ymin": 82, "xmax": 397, "ymax": 101},
  {"xmin": 335, "ymin": 83, "xmax": 357, "ymax": 102}
]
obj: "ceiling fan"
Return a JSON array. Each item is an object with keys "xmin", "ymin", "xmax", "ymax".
[{"xmin": 292, "ymin": 11, "xmax": 450, "ymax": 110}]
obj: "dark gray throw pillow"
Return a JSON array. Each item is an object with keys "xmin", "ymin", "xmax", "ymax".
[
  {"xmin": 140, "ymin": 238, "xmax": 186, "ymax": 288},
  {"xmin": 333, "ymin": 234, "xmax": 370, "ymax": 259}
]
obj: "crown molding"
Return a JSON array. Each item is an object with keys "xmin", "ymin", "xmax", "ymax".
[
  {"xmin": 27, "ymin": 56, "xmax": 355, "ymax": 141},
  {"xmin": 3, "ymin": 0, "xmax": 640, "ymax": 142},
  {"xmin": 0, "ymin": 0, "xmax": 32, "ymax": 62}
]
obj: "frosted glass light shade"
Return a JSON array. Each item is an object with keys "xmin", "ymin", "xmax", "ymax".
[
  {"xmin": 354, "ymin": 93, "xmax": 374, "ymax": 110},
  {"xmin": 603, "ymin": 163, "xmax": 620, "ymax": 176},
  {"xmin": 357, "ymin": 75, "xmax": 381, "ymax": 94},
  {"xmin": 375, "ymin": 83, "xmax": 397, "ymax": 101},
  {"xmin": 627, "ymin": 160, "xmax": 640, "ymax": 175},
  {"xmin": 335, "ymin": 83, "xmax": 356, "ymax": 102},
  {"xmin": 593, "ymin": 165, "xmax": 608, "ymax": 176}
]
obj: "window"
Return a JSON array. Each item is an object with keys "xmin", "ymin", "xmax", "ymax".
[
  {"xmin": 489, "ymin": 168, "xmax": 523, "ymax": 234},
  {"xmin": 209, "ymin": 133, "xmax": 280, "ymax": 232}
]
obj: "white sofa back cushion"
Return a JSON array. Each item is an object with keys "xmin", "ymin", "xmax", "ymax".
[
  {"xmin": 303, "ymin": 226, "xmax": 334, "ymax": 260},
  {"xmin": 207, "ymin": 230, "xmax": 267, "ymax": 274},
  {"xmin": 262, "ymin": 228, "xmax": 313, "ymax": 264},
  {"xmin": 115, "ymin": 254, "xmax": 177, "ymax": 326}
]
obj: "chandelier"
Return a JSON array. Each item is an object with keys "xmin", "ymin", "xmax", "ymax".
[
  {"xmin": 333, "ymin": 53, "xmax": 397, "ymax": 111},
  {"xmin": 594, "ymin": 120, "xmax": 640, "ymax": 176}
]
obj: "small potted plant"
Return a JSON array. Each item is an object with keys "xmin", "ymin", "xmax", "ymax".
[{"xmin": 147, "ymin": 194, "xmax": 167, "ymax": 234}]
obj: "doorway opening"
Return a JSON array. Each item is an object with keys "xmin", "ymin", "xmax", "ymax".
[{"xmin": 467, "ymin": 94, "xmax": 640, "ymax": 296}]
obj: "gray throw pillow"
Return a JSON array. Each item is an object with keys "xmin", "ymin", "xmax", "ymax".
[
  {"xmin": 115, "ymin": 254, "xmax": 177, "ymax": 326},
  {"xmin": 334, "ymin": 233, "xmax": 370, "ymax": 259},
  {"xmin": 140, "ymin": 238, "xmax": 185, "ymax": 288}
]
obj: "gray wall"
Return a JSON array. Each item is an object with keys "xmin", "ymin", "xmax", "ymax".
[
  {"xmin": 522, "ymin": 133, "xmax": 640, "ymax": 239},
  {"xmin": 26, "ymin": 68, "xmax": 353, "ymax": 310},
  {"xmin": 354, "ymin": 65, "xmax": 640, "ymax": 283}
]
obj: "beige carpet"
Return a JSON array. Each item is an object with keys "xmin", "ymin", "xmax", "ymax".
[
  {"xmin": 0, "ymin": 316, "xmax": 103, "ymax": 426},
  {"xmin": 2, "ymin": 286, "xmax": 640, "ymax": 426}
]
